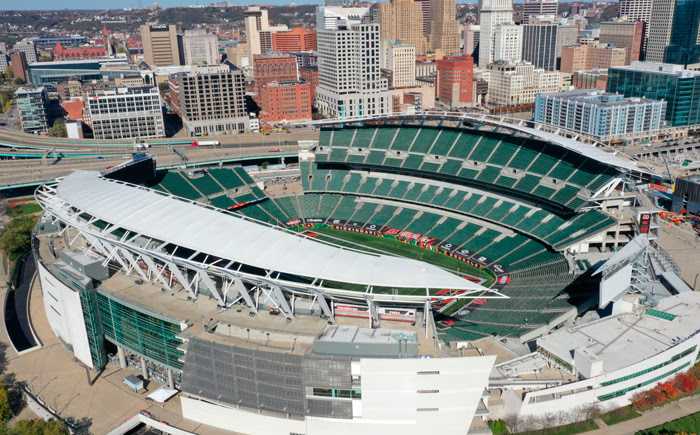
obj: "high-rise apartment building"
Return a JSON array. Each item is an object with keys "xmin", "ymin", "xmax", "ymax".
[
  {"xmin": 618, "ymin": 0, "xmax": 653, "ymax": 55},
  {"xmin": 534, "ymin": 90, "xmax": 666, "ymax": 142},
  {"xmin": 493, "ymin": 24, "xmax": 523, "ymax": 64},
  {"xmin": 183, "ymin": 30, "xmax": 219, "ymax": 66},
  {"xmin": 479, "ymin": 0, "xmax": 515, "ymax": 67},
  {"xmin": 487, "ymin": 61, "xmax": 562, "ymax": 109},
  {"xmin": 316, "ymin": 19, "xmax": 390, "ymax": 118},
  {"xmin": 383, "ymin": 41, "xmax": 417, "ymax": 88},
  {"xmin": 13, "ymin": 39, "xmax": 38, "ymax": 64},
  {"xmin": 169, "ymin": 65, "xmax": 247, "ymax": 136},
  {"xmin": 430, "ymin": 0, "xmax": 461, "ymax": 55},
  {"xmin": 258, "ymin": 81, "xmax": 313, "ymax": 123},
  {"xmin": 378, "ymin": 0, "xmax": 428, "ymax": 54},
  {"xmin": 15, "ymin": 86, "xmax": 48, "ymax": 133},
  {"xmin": 436, "ymin": 55, "xmax": 473, "ymax": 108},
  {"xmin": 607, "ymin": 62, "xmax": 700, "ymax": 127},
  {"xmin": 560, "ymin": 44, "xmax": 627, "ymax": 73},
  {"xmin": 253, "ymin": 54, "xmax": 299, "ymax": 93},
  {"xmin": 646, "ymin": 0, "xmax": 700, "ymax": 66},
  {"xmin": 271, "ymin": 28, "xmax": 317, "ymax": 52},
  {"xmin": 84, "ymin": 86, "xmax": 164, "ymax": 139},
  {"xmin": 141, "ymin": 24, "xmax": 183, "ymax": 67},
  {"xmin": 522, "ymin": 0, "xmax": 559, "ymax": 23},
  {"xmin": 522, "ymin": 21, "xmax": 558, "ymax": 70},
  {"xmin": 599, "ymin": 19, "xmax": 645, "ymax": 64}
]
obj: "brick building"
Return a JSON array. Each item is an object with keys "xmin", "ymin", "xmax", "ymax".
[
  {"xmin": 271, "ymin": 28, "xmax": 317, "ymax": 52},
  {"xmin": 253, "ymin": 54, "xmax": 298, "ymax": 93},
  {"xmin": 436, "ymin": 55, "xmax": 473, "ymax": 108},
  {"xmin": 258, "ymin": 80, "xmax": 312, "ymax": 123},
  {"xmin": 53, "ymin": 42, "xmax": 107, "ymax": 60}
]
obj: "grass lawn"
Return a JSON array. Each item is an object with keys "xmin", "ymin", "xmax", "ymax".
[
  {"xmin": 637, "ymin": 410, "xmax": 700, "ymax": 434},
  {"xmin": 601, "ymin": 405, "xmax": 641, "ymax": 426},
  {"xmin": 309, "ymin": 225, "xmax": 496, "ymax": 287},
  {"xmin": 519, "ymin": 420, "xmax": 599, "ymax": 435},
  {"xmin": 488, "ymin": 419, "xmax": 599, "ymax": 435}
]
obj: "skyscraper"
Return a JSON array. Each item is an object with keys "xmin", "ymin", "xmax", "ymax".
[
  {"xmin": 522, "ymin": 0, "xmax": 559, "ymax": 23},
  {"xmin": 599, "ymin": 19, "xmax": 645, "ymax": 64},
  {"xmin": 316, "ymin": 18, "xmax": 390, "ymax": 118},
  {"xmin": 478, "ymin": 0, "xmax": 515, "ymax": 67},
  {"xmin": 183, "ymin": 30, "xmax": 219, "ymax": 66},
  {"xmin": 618, "ymin": 0, "xmax": 653, "ymax": 55},
  {"xmin": 430, "ymin": 0, "xmax": 461, "ymax": 55},
  {"xmin": 522, "ymin": 21, "xmax": 558, "ymax": 70},
  {"xmin": 378, "ymin": 0, "xmax": 428, "ymax": 54},
  {"xmin": 415, "ymin": 0, "xmax": 432, "ymax": 38},
  {"xmin": 141, "ymin": 24, "xmax": 183, "ymax": 67},
  {"xmin": 493, "ymin": 24, "xmax": 523, "ymax": 64},
  {"xmin": 436, "ymin": 55, "xmax": 473, "ymax": 108},
  {"xmin": 646, "ymin": 0, "xmax": 700, "ymax": 66}
]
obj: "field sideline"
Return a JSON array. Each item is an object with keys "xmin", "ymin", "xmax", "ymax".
[{"xmin": 304, "ymin": 225, "xmax": 497, "ymax": 288}]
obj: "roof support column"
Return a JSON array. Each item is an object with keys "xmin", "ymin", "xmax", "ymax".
[
  {"xmin": 166, "ymin": 261, "xmax": 197, "ymax": 300},
  {"xmin": 231, "ymin": 278, "xmax": 256, "ymax": 312},
  {"xmin": 313, "ymin": 292, "xmax": 334, "ymax": 323},
  {"xmin": 140, "ymin": 254, "xmax": 172, "ymax": 292},
  {"xmin": 197, "ymin": 270, "xmax": 225, "ymax": 306}
]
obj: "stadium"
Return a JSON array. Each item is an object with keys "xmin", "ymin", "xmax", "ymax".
[{"xmin": 32, "ymin": 113, "xmax": 700, "ymax": 434}]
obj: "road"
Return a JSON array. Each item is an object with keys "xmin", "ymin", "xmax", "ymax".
[{"xmin": 0, "ymin": 143, "xmax": 302, "ymax": 186}]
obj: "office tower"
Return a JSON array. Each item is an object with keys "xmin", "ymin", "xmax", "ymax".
[
  {"xmin": 522, "ymin": 0, "xmax": 558, "ymax": 23},
  {"xmin": 619, "ymin": 0, "xmax": 653, "ymax": 55},
  {"xmin": 560, "ymin": 45, "xmax": 627, "ymax": 73},
  {"xmin": 534, "ymin": 90, "xmax": 666, "ymax": 142},
  {"xmin": 316, "ymin": 21, "xmax": 390, "ymax": 118},
  {"xmin": 258, "ymin": 81, "xmax": 313, "ymax": 123},
  {"xmin": 141, "ymin": 24, "xmax": 183, "ymax": 67},
  {"xmin": 169, "ymin": 65, "xmax": 247, "ymax": 136},
  {"xmin": 487, "ymin": 61, "xmax": 562, "ymax": 109},
  {"xmin": 15, "ymin": 86, "xmax": 48, "ymax": 133},
  {"xmin": 430, "ymin": 0, "xmax": 460, "ymax": 55},
  {"xmin": 183, "ymin": 30, "xmax": 219, "ymax": 66},
  {"xmin": 245, "ymin": 6, "xmax": 288, "ymax": 58},
  {"xmin": 436, "ymin": 55, "xmax": 473, "ymax": 108},
  {"xmin": 271, "ymin": 28, "xmax": 317, "ymax": 52},
  {"xmin": 9, "ymin": 51, "xmax": 28, "ymax": 83},
  {"xmin": 607, "ymin": 62, "xmax": 700, "ymax": 127},
  {"xmin": 13, "ymin": 39, "xmax": 38, "ymax": 64},
  {"xmin": 378, "ymin": 0, "xmax": 428, "ymax": 54},
  {"xmin": 522, "ymin": 21, "xmax": 558, "ymax": 70},
  {"xmin": 493, "ymin": 24, "xmax": 523, "ymax": 64},
  {"xmin": 415, "ymin": 0, "xmax": 432, "ymax": 38},
  {"xmin": 316, "ymin": 5, "xmax": 370, "ymax": 30},
  {"xmin": 84, "ymin": 86, "xmax": 165, "ymax": 139},
  {"xmin": 646, "ymin": 0, "xmax": 700, "ymax": 66},
  {"xmin": 599, "ymin": 19, "xmax": 645, "ymax": 64},
  {"xmin": 253, "ymin": 54, "xmax": 299, "ymax": 92},
  {"xmin": 383, "ymin": 41, "xmax": 417, "ymax": 88},
  {"xmin": 464, "ymin": 24, "xmax": 480, "ymax": 58},
  {"xmin": 479, "ymin": 0, "xmax": 515, "ymax": 67}
]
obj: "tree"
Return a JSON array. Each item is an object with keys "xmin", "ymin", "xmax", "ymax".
[
  {"xmin": 47, "ymin": 121, "xmax": 67, "ymax": 138},
  {"xmin": 0, "ymin": 387, "xmax": 11, "ymax": 423},
  {"xmin": 0, "ymin": 215, "xmax": 37, "ymax": 262},
  {"xmin": 11, "ymin": 420, "xmax": 69, "ymax": 435}
]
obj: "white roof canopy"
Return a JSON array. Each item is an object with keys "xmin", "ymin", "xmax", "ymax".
[{"xmin": 56, "ymin": 171, "xmax": 486, "ymax": 291}]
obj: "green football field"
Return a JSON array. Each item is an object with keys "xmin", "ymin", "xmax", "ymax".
[{"xmin": 305, "ymin": 225, "xmax": 496, "ymax": 288}]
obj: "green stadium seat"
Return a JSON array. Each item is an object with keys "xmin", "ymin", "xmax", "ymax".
[
  {"xmin": 209, "ymin": 168, "xmax": 245, "ymax": 190},
  {"xmin": 188, "ymin": 173, "xmax": 223, "ymax": 196},
  {"xmin": 351, "ymin": 202, "xmax": 379, "ymax": 224},
  {"xmin": 508, "ymin": 144, "xmax": 540, "ymax": 170},
  {"xmin": 429, "ymin": 129, "xmax": 460, "ymax": 155},
  {"xmin": 403, "ymin": 183, "xmax": 424, "ymax": 201},
  {"xmin": 432, "ymin": 187, "xmax": 453, "ymax": 206},
  {"xmin": 385, "ymin": 208, "xmax": 417, "ymax": 230},
  {"xmin": 471, "ymin": 197, "xmax": 498, "ymax": 216},
  {"xmin": 514, "ymin": 174, "xmax": 540, "ymax": 193},
  {"xmin": 273, "ymin": 196, "xmax": 301, "ymax": 219},
  {"xmin": 329, "ymin": 147, "xmax": 348, "ymax": 162},
  {"xmin": 371, "ymin": 205, "xmax": 398, "ymax": 226},
  {"xmin": 158, "ymin": 172, "xmax": 202, "ymax": 200},
  {"xmin": 494, "ymin": 175, "xmax": 517, "ymax": 189},
  {"xmin": 371, "ymin": 127, "xmax": 398, "ymax": 149},
  {"xmin": 333, "ymin": 129, "xmax": 355, "ymax": 147},
  {"xmin": 440, "ymin": 159, "xmax": 462, "ymax": 176},
  {"xmin": 210, "ymin": 194, "xmax": 236, "ymax": 209},
  {"xmin": 487, "ymin": 138, "xmax": 520, "ymax": 166},
  {"xmin": 344, "ymin": 173, "xmax": 363, "ymax": 193},
  {"xmin": 409, "ymin": 128, "xmax": 440, "ymax": 154},
  {"xmin": 532, "ymin": 184, "xmax": 556, "ymax": 198},
  {"xmin": 500, "ymin": 205, "xmax": 531, "ymax": 227},
  {"xmin": 486, "ymin": 201, "xmax": 515, "ymax": 222},
  {"xmin": 372, "ymin": 179, "xmax": 393, "ymax": 197},
  {"xmin": 351, "ymin": 128, "xmax": 376, "ymax": 148},
  {"xmin": 419, "ymin": 161, "xmax": 442, "ymax": 172},
  {"xmin": 388, "ymin": 180, "xmax": 410, "ymax": 198},
  {"xmin": 476, "ymin": 166, "xmax": 501, "ymax": 184},
  {"xmin": 326, "ymin": 171, "xmax": 346, "ymax": 191},
  {"xmin": 429, "ymin": 217, "xmax": 461, "ymax": 239},
  {"xmin": 469, "ymin": 136, "xmax": 499, "ymax": 162},
  {"xmin": 417, "ymin": 185, "xmax": 439, "ymax": 204},
  {"xmin": 319, "ymin": 129, "xmax": 332, "ymax": 147},
  {"xmin": 405, "ymin": 212, "xmax": 441, "ymax": 234},
  {"xmin": 366, "ymin": 150, "xmax": 386, "ymax": 166},
  {"xmin": 449, "ymin": 132, "xmax": 479, "ymax": 159},
  {"xmin": 391, "ymin": 128, "xmax": 419, "ymax": 151},
  {"xmin": 402, "ymin": 154, "xmax": 424, "ymax": 170},
  {"xmin": 318, "ymin": 194, "xmax": 342, "ymax": 217},
  {"xmin": 332, "ymin": 196, "xmax": 358, "ymax": 221}
]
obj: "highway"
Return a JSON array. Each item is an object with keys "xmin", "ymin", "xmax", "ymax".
[{"xmin": 0, "ymin": 128, "xmax": 319, "ymax": 189}]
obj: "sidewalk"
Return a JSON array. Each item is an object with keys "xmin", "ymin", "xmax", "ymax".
[{"xmin": 584, "ymin": 395, "xmax": 700, "ymax": 435}]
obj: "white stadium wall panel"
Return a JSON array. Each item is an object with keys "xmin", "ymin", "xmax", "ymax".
[{"xmin": 36, "ymin": 262, "xmax": 94, "ymax": 368}]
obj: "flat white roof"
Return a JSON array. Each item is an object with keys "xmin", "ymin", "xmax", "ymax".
[
  {"xmin": 55, "ymin": 171, "xmax": 486, "ymax": 291},
  {"xmin": 537, "ymin": 292, "xmax": 700, "ymax": 374}
]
